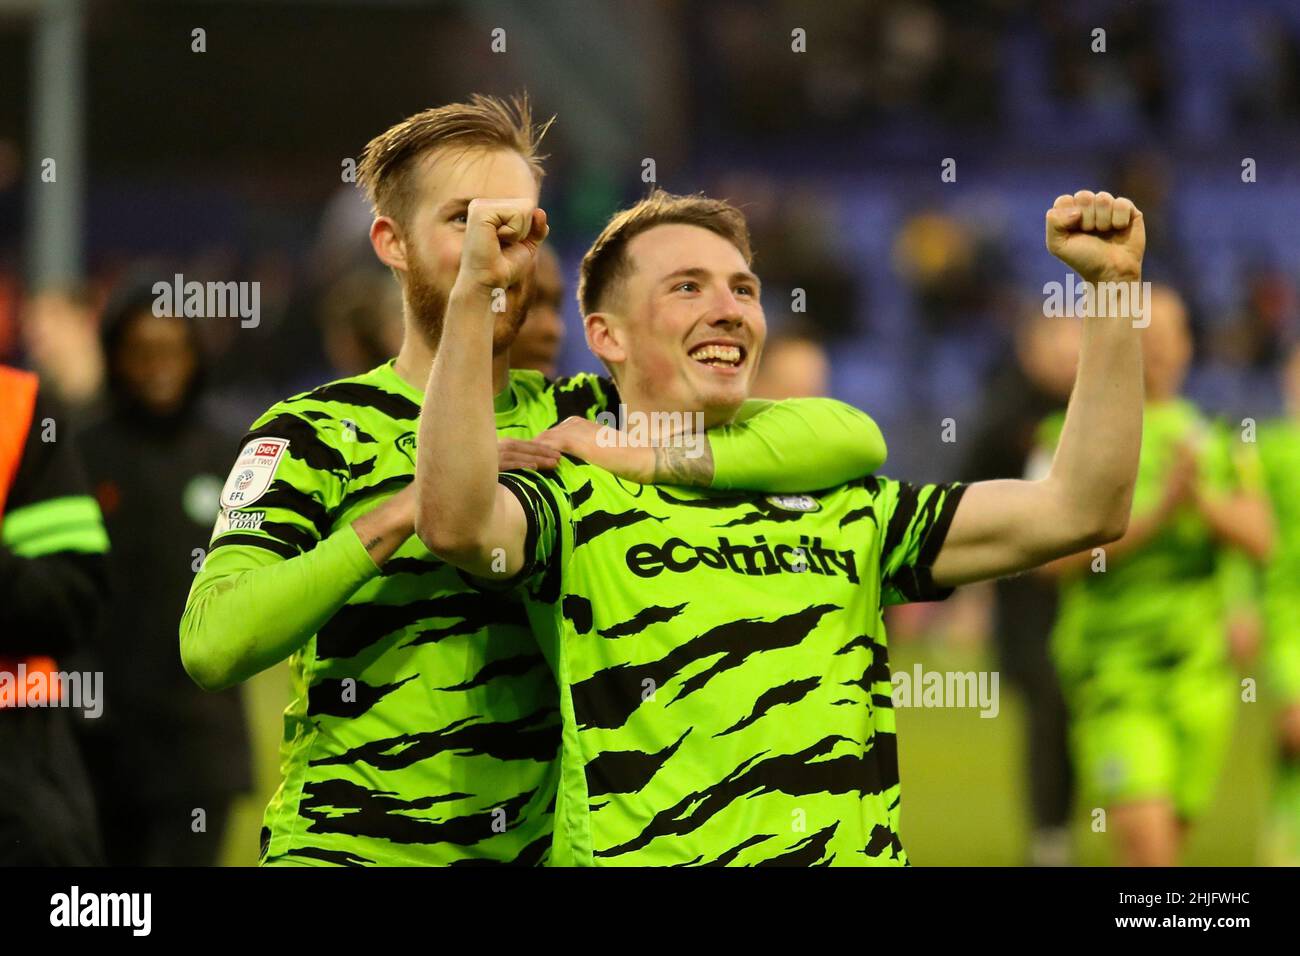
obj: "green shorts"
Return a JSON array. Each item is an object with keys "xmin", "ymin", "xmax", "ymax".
[{"xmin": 1068, "ymin": 667, "xmax": 1236, "ymax": 821}]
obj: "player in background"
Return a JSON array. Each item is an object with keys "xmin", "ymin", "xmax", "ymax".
[
  {"xmin": 1035, "ymin": 285, "xmax": 1273, "ymax": 866},
  {"xmin": 0, "ymin": 365, "xmax": 109, "ymax": 865},
  {"xmin": 750, "ymin": 324, "xmax": 831, "ymax": 399},
  {"xmin": 180, "ymin": 96, "xmax": 889, "ymax": 866},
  {"xmin": 1255, "ymin": 342, "xmax": 1300, "ymax": 865},
  {"xmin": 509, "ymin": 244, "xmax": 565, "ymax": 377},
  {"xmin": 415, "ymin": 187, "xmax": 1148, "ymax": 865}
]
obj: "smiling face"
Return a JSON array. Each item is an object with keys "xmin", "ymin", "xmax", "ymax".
[
  {"xmin": 376, "ymin": 146, "xmax": 540, "ymax": 353},
  {"xmin": 591, "ymin": 223, "xmax": 765, "ymax": 426}
]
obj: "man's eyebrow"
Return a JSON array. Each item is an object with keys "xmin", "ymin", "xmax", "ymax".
[
  {"xmin": 437, "ymin": 198, "xmax": 472, "ymax": 214},
  {"xmin": 660, "ymin": 267, "xmax": 761, "ymax": 287}
]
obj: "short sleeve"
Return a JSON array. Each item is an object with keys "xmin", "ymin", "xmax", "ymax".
[
  {"xmin": 492, "ymin": 468, "xmax": 571, "ymax": 599},
  {"xmin": 879, "ymin": 479, "xmax": 968, "ymax": 606},
  {"xmin": 208, "ymin": 407, "xmax": 351, "ymax": 560}
]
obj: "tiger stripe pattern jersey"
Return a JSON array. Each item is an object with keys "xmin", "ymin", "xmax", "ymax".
[
  {"xmin": 209, "ymin": 360, "xmax": 613, "ymax": 866},
  {"xmin": 497, "ymin": 459, "xmax": 967, "ymax": 866}
]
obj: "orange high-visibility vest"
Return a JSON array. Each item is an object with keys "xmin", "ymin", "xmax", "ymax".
[{"xmin": 0, "ymin": 365, "xmax": 61, "ymax": 706}]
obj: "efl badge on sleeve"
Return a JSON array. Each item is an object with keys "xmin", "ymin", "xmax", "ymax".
[{"xmin": 220, "ymin": 438, "xmax": 289, "ymax": 510}]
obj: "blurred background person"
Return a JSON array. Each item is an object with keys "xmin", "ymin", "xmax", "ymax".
[
  {"xmin": 318, "ymin": 268, "xmax": 404, "ymax": 378},
  {"xmin": 0, "ymin": 364, "xmax": 109, "ymax": 865},
  {"xmin": 750, "ymin": 323, "xmax": 831, "ymax": 399},
  {"xmin": 1036, "ymin": 286, "xmax": 1273, "ymax": 866},
  {"xmin": 18, "ymin": 286, "xmax": 105, "ymax": 423},
  {"xmin": 1256, "ymin": 342, "xmax": 1300, "ymax": 865},
  {"xmin": 74, "ymin": 282, "xmax": 252, "ymax": 866},
  {"xmin": 962, "ymin": 308, "xmax": 1082, "ymax": 865},
  {"xmin": 509, "ymin": 244, "xmax": 565, "ymax": 377}
]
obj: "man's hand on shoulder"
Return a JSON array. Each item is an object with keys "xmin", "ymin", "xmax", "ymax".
[{"xmin": 532, "ymin": 416, "xmax": 656, "ymax": 484}]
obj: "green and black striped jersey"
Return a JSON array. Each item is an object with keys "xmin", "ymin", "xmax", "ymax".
[
  {"xmin": 497, "ymin": 459, "xmax": 966, "ymax": 866},
  {"xmin": 208, "ymin": 361, "xmax": 614, "ymax": 866}
]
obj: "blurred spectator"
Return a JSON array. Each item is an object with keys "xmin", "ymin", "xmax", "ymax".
[
  {"xmin": 752, "ymin": 324, "xmax": 831, "ymax": 399},
  {"xmin": 74, "ymin": 282, "xmax": 252, "ymax": 866},
  {"xmin": 0, "ymin": 366, "xmax": 109, "ymax": 865},
  {"xmin": 318, "ymin": 268, "xmax": 404, "ymax": 377},
  {"xmin": 19, "ymin": 286, "xmax": 105, "ymax": 421},
  {"xmin": 892, "ymin": 208, "xmax": 1010, "ymax": 335},
  {"xmin": 0, "ymin": 269, "xmax": 22, "ymax": 362},
  {"xmin": 510, "ymin": 245, "xmax": 566, "ymax": 378},
  {"xmin": 715, "ymin": 172, "xmax": 861, "ymax": 339},
  {"xmin": 891, "ymin": 206, "xmax": 1016, "ymax": 416},
  {"xmin": 1108, "ymin": 149, "xmax": 1194, "ymax": 291},
  {"xmin": 962, "ymin": 308, "xmax": 1082, "ymax": 866},
  {"xmin": 1212, "ymin": 267, "xmax": 1299, "ymax": 371},
  {"xmin": 1044, "ymin": 0, "xmax": 1170, "ymax": 124}
]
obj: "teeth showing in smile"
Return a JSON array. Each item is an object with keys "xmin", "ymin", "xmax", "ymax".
[{"xmin": 689, "ymin": 344, "xmax": 742, "ymax": 367}]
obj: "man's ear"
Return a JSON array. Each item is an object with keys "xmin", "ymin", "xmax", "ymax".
[
  {"xmin": 370, "ymin": 216, "xmax": 408, "ymax": 274},
  {"xmin": 585, "ymin": 312, "xmax": 628, "ymax": 371}
]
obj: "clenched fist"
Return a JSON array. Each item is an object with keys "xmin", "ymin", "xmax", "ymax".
[
  {"xmin": 1046, "ymin": 190, "xmax": 1145, "ymax": 284},
  {"xmin": 456, "ymin": 198, "xmax": 549, "ymax": 293}
]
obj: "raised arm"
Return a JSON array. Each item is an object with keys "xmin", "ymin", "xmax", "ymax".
[
  {"xmin": 413, "ymin": 199, "xmax": 546, "ymax": 577},
  {"xmin": 931, "ymin": 190, "xmax": 1146, "ymax": 588}
]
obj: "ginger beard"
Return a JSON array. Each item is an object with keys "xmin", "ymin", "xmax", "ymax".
[{"xmin": 405, "ymin": 241, "xmax": 536, "ymax": 356}]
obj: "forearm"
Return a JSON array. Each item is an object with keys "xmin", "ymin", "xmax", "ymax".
[
  {"xmin": 1037, "ymin": 506, "xmax": 1166, "ymax": 579},
  {"xmin": 180, "ymin": 527, "xmax": 379, "ymax": 691},
  {"xmin": 708, "ymin": 398, "xmax": 887, "ymax": 491},
  {"xmin": 414, "ymin": 285, "xmax": 501, "ymax": 557},
  {"xmin": 566, "ymin": 398, "xmax": 888, "ymax": 491},
  {"xmin": 1197, "ymin": 492, "xmax": 1274, "ymax": 560},
  {"xmin": 352, "ymin": 489, "xmax": 416, "ymax": 565},
  {"xmin": 1045, "ymin": 284, "xmax": 1144, "ymax": 540}
]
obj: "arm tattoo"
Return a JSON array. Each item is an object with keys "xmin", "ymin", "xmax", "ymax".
[{"xmin": 653, "ymin": 439, "xmax": 715, "ymax": 486}]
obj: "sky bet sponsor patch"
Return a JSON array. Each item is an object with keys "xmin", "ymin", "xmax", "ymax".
[{"xmin": 220, "ymin": 438, "xmax": 288, "ymax": 509}]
